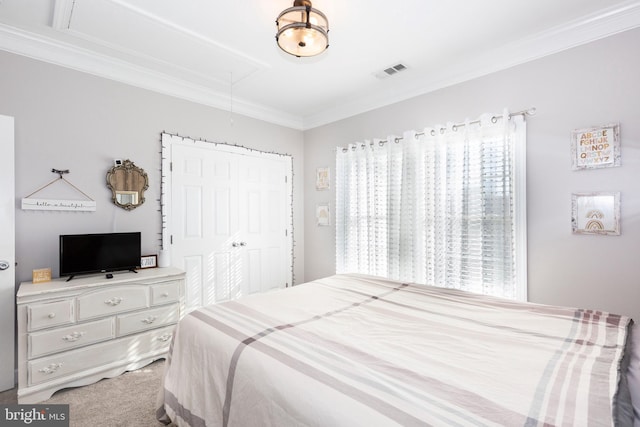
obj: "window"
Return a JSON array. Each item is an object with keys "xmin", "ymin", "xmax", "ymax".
[{"xmin": 336, "ymin": 111, "xmax": 527, "ymax": 300}]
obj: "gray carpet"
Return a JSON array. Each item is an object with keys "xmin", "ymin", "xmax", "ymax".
[{"xmin": 0, "ymin": 360, "xmax": 169, "ymax": 427}]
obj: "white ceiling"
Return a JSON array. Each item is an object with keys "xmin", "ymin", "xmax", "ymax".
[{"xmin": 1, "ymin": 0, "xmax": 639, "ymax": 130}]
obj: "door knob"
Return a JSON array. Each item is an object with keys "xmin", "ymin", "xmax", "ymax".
[{"xmin": 0, "ymin": 261, "xmax": 9, "ymax": 271}]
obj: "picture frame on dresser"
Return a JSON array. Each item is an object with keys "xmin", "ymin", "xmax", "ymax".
[{"xmin": 140, "ymin": 255, "xmax": 157, "ymax": 269}]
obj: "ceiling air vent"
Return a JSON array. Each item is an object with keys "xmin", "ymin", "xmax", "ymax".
[{"xmin": 375, "ymin": 63, "xmax": 408, "ymax": 79}]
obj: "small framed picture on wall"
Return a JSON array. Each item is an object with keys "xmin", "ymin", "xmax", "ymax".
[
  {"xmin": 570, "ymin": 123, "xmax": 620, "ymax": 170},
  {"xmin": 316, "ymin": 203, "xmax": 331, "ymax": 226},
  {"xmin": 571, "ymin": 192, "xmax": 620, "ymax": 235},
  {"xmin": 316, "ymin": 167, "xmax": 330, "ymax": 190}
]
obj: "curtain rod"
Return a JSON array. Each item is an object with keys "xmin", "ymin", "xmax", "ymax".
[{"xmin": 341, "ymin": 107, "xmax": 536, "ymax": 152}]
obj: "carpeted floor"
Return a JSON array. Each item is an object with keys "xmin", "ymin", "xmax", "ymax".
[{"xmin": 0, "ymin": 360, "xmax": 168, "ymax": 426}]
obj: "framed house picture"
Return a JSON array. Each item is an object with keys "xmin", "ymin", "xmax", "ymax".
[{"xmin": 571, "ymin": 192, "xmax": 620, "ymax": 235}]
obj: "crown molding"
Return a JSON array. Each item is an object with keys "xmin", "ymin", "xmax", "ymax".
[
  {"xmin": 301, "ymin": 2, "xmax": 640, "ymax": 130},
  {"xmin": 0, "ymin": 23, "xmax": 303, "ymax": 130}
]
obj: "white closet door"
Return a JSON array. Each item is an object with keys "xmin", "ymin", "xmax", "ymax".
[
  {"xmin": 0, "ymin": 115, "xmax": 15, "ymax": 391},
  {"xmin": 238, "ymin": 154, "xmax": 290, "ymax": 295},
  {"xmin": 171, "ymin": 144, "xmax": 239, "ymax": 311},
  {"xmin": 169, "ymin": 139, "xmax": 292, "ymax": 313}
]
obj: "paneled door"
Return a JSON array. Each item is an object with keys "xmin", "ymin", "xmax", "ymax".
[
  {"xmin": 164, "ymin": 135, "xmax": 293, "ymax": 313},
  {"xmin": 0, "ymin": 115, "xmax": 15, "ymax": 391}
]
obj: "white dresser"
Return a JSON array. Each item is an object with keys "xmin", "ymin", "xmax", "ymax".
[{"xmin": 16, "ymin": 267, "xmax": 185, "ymax": 403}]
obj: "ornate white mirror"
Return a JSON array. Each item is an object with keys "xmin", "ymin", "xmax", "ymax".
[{"xmin": 106, "ymin": 159, "xmax": 148, "ymax": 210}]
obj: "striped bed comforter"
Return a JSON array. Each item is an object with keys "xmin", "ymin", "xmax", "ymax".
[{"xmin": 157, "ymin": 274, "xmax": 634, "ymax": 426}]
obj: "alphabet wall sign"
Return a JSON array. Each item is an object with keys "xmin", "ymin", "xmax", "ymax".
[{"xmin": 571, "ymin": 123, "xmax": 620, "ymax": 170}]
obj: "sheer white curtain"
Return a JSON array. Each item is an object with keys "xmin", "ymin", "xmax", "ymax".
[{"xmin": 335, "ymin": 110, "xmax": 527, "ymax": 300}]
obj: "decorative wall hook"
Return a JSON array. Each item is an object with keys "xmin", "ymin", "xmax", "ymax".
[{"xmin": 51, "ymin": 168, "xmax": 70, "ymax": 179}]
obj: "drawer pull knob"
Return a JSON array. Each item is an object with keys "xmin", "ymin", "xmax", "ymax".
[
  {"xmin": 161, "ymin": 292, "xmax": 170, "ymax": 297},
  {"xmin": 141, "ymin": 316, "xmax": 157, "ymax": 324},
  {"xmin": 48, "ymin": 313, "xmax": 56, "ymax": 319},
  {"xmin": 157, "ymin": 333, "xmax": 172, "ymax": 342},
  {"xmin": 39, "ymin": 363, "xmax": 63, "ymax": 374},
  {"xmin": 104, "ymin": 297, "xmax": 123, "ymax": 306},
  {"xmin": 62, "ymin": 331, "xmax": 85, "ymax": 342}
]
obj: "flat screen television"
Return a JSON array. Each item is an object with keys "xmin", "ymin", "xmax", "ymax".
[{"xmin": 60, "ymin": 232, "xmax": 141, "ymax": 280}]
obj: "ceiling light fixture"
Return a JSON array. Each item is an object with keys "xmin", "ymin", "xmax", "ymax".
[{"xmin": 276, "ymin": 0, "xmax": 329, "ymax": 58}]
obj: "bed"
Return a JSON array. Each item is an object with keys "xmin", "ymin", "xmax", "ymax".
[{"xmin": 157, "ymin": 274, "xmax": 639, "ymax": 426}]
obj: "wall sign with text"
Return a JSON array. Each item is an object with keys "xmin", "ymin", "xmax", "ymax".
[
  {"xmin": 21, "ymin": 198, "xmax": 96, "ymax": 211},
  {"xmin": 571, "ymin": 123, "xmax": 620, "ymax": 170}
]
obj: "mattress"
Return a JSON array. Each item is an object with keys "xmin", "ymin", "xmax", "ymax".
[{"xmin": 157, "ymin": 274, "xmax": 636, "ymax": 426}]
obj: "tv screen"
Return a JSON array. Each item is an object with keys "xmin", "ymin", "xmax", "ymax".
[{"xmin": 60, "ymin": 232, "xmax": 141, "ymax": 279}]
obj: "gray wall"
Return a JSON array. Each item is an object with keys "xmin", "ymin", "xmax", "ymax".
[
  {"xmin": 2, "ymin": 27, "xmax": 639, "ymax": 323},
  {"xmin": 0, "ymin": 50, "xmax": 305, "ymax": 287},
  {"xmin": 303, "ymin": 28, "xmax": 640, "ymax": 322}
]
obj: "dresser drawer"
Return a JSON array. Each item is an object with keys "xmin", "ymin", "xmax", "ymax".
[
  {"xmin": 28, "ymin": 300, "xmax": 74, "ymax": 332},
  {"xmin": 29, "ymin": 318, "xmax": 114, "ymax": 359},
  {"xmin": 28, "ymin": 326, "xmax": 175, "ymax": 386},
  {"xmin": 150, "ymin": 281, "xmax": 181, "ymax": 306},
  {"xmin": 116, "ymin": 304, "xmax": 180, "ymax": 337},
  {"xmin": 77, "ymin": 286, "xmax": 149, "ymax": 320}
]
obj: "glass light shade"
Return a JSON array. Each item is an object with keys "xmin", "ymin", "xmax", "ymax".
[{"xmin": 276, "ymin": 5, "xmax": 329, "ymax": 57}]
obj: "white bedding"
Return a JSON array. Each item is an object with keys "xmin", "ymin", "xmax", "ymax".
[
  {"xmin": 157, "ymin": 274, "xmax": 637, "ymax": 426},
  {"xmin": 629, "ymin": 323, "xmax": 640, "ymax": 426}
]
